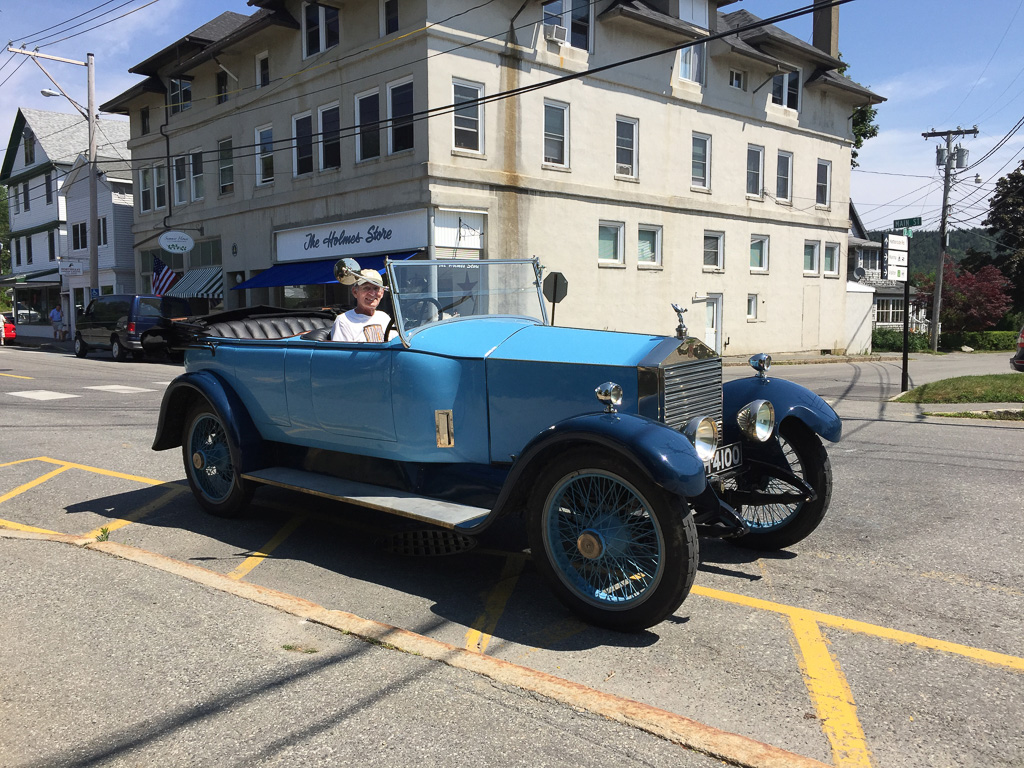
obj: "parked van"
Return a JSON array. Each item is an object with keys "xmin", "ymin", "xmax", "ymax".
[{"xmin": 74, "ymin": 295, "xmax": 192, "ymax": 361}]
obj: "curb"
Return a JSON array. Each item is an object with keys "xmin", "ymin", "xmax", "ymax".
[{"xmin": 1, "ymin": 528, "xmax": 830, "ymax": 768}]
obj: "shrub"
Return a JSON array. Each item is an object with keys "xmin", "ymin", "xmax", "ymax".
[
  {"xmin": 939, "ymin": 331, "xmax": 1018, "ymax": 351},
  {"xmin": 872, "ymin": 328, "xmax": 931, "ymax": 352}
]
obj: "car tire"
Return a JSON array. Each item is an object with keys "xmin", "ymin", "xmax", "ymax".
[
  {"xmin": 111, "ymin": 336, "xmax": 129, "ymax": 361},
  {"xmin": 731, "ymin": 420, "xmax": 832, "ymax": 551},
  {"xmin": 526, "ymin": 448, "xmax": 698, "ymax": 632},
  {"xmin": 182, "ymin": 402, "xmax": 253, "ymax": 518},
  {"xmin": 74, "ymin": 334, "xmax": 88, "ymax": 358}
]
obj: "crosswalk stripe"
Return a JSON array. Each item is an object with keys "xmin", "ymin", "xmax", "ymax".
[{"xmin": 8, "ymin": 390, "xmax": 80, "ymax": 400}]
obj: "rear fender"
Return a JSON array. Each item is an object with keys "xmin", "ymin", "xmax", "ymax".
[
  {"xmin": 152, "ymin": 370, "xmax": 266, "ymax": 473},
  {"xmin": 723, "ymin": 375, "xmax": 842, "ymax": 445}
]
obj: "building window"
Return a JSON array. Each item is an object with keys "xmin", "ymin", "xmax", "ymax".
[
  {"xmin": 747, "ymin": 294, "xmax": 758, "ymax": 319},
  {"xmin": 746, "ymin": 145, "xmax": 763, "ymax": 197},
  {"xmin": 729, "ymin": 69, "xmax": 746, "ymax": 90},
  {"xmin": 860, "ymin": 247, "xmax": 880, "ymax": 273},
  {"xmin": 169, "ymin": 78, "xmax": 192, "ymax": 114},
  {"xmin": 304, "ymin": 2, "xmax": 339, "ymax": 57},
  {"xmin": 45, "ymin": 172, "xmax": 53, "ymax": 205},
  {"xmin": 139, "ymin": 167, "xmax": 153, "ymax": 212},
  {"xmin": 750, "ymin": 235, "xmax": 768, "ymax": 271},
  {"xmin": 542, "ymin": 0, "xmax": 591, "ymax": 50},
  {"xmin": 804, "ymin": 240, "xmax": 820, "ymax": 274},
  {"xmin": 72, "ymin": 223, "xmax": 88, "ymax": 251},
  {"xmin": 12, "ymin": 186, "xmax": 18, "ymax": 214},
  {"xmin": 453, "ymin": 80, "xmax": 482, "ymax": 152},
  {"xmin": 293, "ymin": 113, "xmax": 314, "ymax": 175},
  {"xmin": 256, "ymin": 52, "xmax": 270, "ymax": 88},
  {"xmin": 216, "ymin": 71, "xmax": 229, "ymax": 104},
  {"xmin": 24, "ymin": 131, "xmax": 35, "ymax": 165},
  {"xmin": 692, "ymin": 133, "xmax": 710, "ymax": 189},
  {"xmin": 703, "ymin": 231, "xmax": 724, "ymax": 269},
  {"xmin": 824, "ymin": 242, "xmax": 840, "ymax": 275},
  {"xmin": 356, "ymin": 90, "xmax": 381, "ymax": 161},
  {"xmin": 173, "ymin": 155, "xmax": 189, "ymax": 204},
  {"xmin": 615, "ymin": 117, "xmax": 638, "ymax": 177},
  {"xmin": 543, "ymin": 100, "xmax": 569, "ymax": 166},
  {"xmin": 22, "ymin": 182, "xmax": 30, "ymax": 212},
  {"xmin": 776, "ymin": 151, "xmax": 792, "ymax": 202},
  {"xmin": 638, "ymin": 226, "xmax": 661, "ymax": 266},
  {"xmin": 256, "ymin": 126, "xmax": 274, "ymax": 184},
  {"xmin": 772, "ymin": 69, "xmax": 800, "ymax": 110},
  {"xmin": 679, "ymin": 42, "xmax": 705, "ymax": 84},
  {"xmin": 218, "ymin": 138, "xmax": 234, "ymax": 194},
  {"xmin": 388, "ymin": 79, "xmax": 414, "ymax": 153},
  {"xmin": 190, "ymin": 150, "xmax": 204, "ymax": 200},
  {"xmin": 816, "ymin": 159, "xmax": 832, "ymax": 206},
  {"xmin": 383, "ymin": 0, "xmax": 399, "ymax": 35},
  {"xmin": 13, "ymin": 239, "xmax": 20, "ymax": 266},
  {"xmin": 154, "ymin": 163, "xmax": 167, "ymax": 209},
  {"xmin": 598, "ymin": 221, "xmax": 624, "ymax": 265},
  {"xmin": 319, "ymin": 104, "xmax": 341, "ymax": 170},
  {"xmin": 97, "ymin": 217, "xmax": 108, "ymax": 247},
  {"xmin": 25, "ymin": 237, "xmax": 33, "ymax": 265},
  {"xmin": 140, "ymin": 107, "xmax": 150, "ymax": 135},
  {"xmin": 48, "ymin": 231, "xmax": 56, "ymax": 261},
  {"xmin": 678, "ymin": 0, "xmax": 708, "ymax": 27},
  {"xmin": 875, "ymin": 298, "xmax": 904, "ymax": 324}
]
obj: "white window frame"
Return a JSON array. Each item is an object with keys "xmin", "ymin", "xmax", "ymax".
[
  {"xmin": 22, "ymin": 182, "xmax": 29, "ymax": 212},
  {"xmin": 747, "ymin": 294, "xmax": 758, "ymax": 320},
  {"xmin": 453, "ymin": 79, "xmax": 483, "ymax": 153},
  {"xmin": 255, "ymin": 52, "xmax": 270, "ymax": 88},
  {"xmin": 692, "ymin": 132, "xmax": 710, "ymax": 190},
  {"xmin": 97, "ymin": 216, "xmax": 108, "ymax": 247},
  {"xmin": 860, "ymin": 247, "xmax": 880, "ymax": 273},
  {"xmin": 750, "ymin": 234, "xmax": 769, "ymax": 272},
  {"xmin": 190, "ymin": 149, "xmax": 204, "ymax": 200},
  {"xmin": 303, "ymin": 1, "xmax": 340, "ymax": 58},
  {"xmin": 387, "ymin": 77, "xmax": 415, "ymax": 155},
  {"xmin": 729, "ymin": 69, "xmax": 746, "ymax": 90},
  {"xmin": 256, "ymin": 124, "xmax": 274, "ymax": 185},
  {"xmin": 172, "ymin": 155, "xmax": 189, "ymax": 205},
  {"xmin": 816, "ymin": 159, "xmax": 832, "ymax": 207},
  {"xmin": 542, "ymin": 0, "xmax": 593, "ymax": 51},
  {"xmin": 319, "ymin": 102, "xmax": 341, "ymax": 170},
  {"xmin": 746, "ymin": 144, "xmax": 764, "ymax": 198},
  {"xmin": 638, "ymin": 225, "xmax": 662, "ymax": 267},
  {"xmin": 356, "ymin": 89, "xmax": 381, "ymax": 162},
  {"xmin": 218, "ymin": 138, "xmax": 234, "ymax": 194},
  {"xmin": 139, "ymin": 167, "xmax": 153, "ymax": 212},
  {"xmin": 11, "ymin": 185, "xmax": 18, "ymax": 214},
  {"xmin": 771, "ymin": 68, "xmax": 801, "ymax": 111},
  {"xmin": 154, "ymin": 163, "xmax": 167, "ymax": 210},
  {"xmin": 169, "ymin": 78, "xmax": 192, "ymax": 114},
  {"xmin": 615, "ymin": 116, "xmax": 638, "ymax": 178},
  {"xmin": 543, "ymin": 100, "xmax": 569, "ymax": 168},
  {"xmin": 679, "ymin": 42, "xmax": 706, "ymax": 84},
  {"xmin": 824, "ymin": 242, "xmax": 841, "ymax": 276},
  {"xmin": 292, "ymin": 112, "xmax": 314, "ymax": 176},
  {"xmin": 678, "ymin": 0, "xmax": 709, "ymax": 27},
  {"xmin": 703, "ymin": 231, "xmax": 724, "ymax": 270},
  {"xmin": 598, "ymin": 221, "xmax": 625, "ymax": 266},
  {"xmin": 804, "ymin": 240, "xmax": 820, "ymax": 275},
  {"xmin": 776, "ymin": 150, "xmax": 793, "ymax": 202},
  {"xmin": 72, "ymin": 222, "xmax": 87, "ymax": 251}
]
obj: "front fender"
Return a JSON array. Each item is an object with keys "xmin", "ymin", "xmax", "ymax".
[
  {"xmin": 723, "ymin": 375, "xmax": 842, "ymax": 443},
  {"xmin": 152, "ymin": 370, "xmax": 266, "ymax": 473}
]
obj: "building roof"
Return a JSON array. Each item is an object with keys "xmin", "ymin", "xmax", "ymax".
[
  {"xmin": 722, "ymin": 8, "xmax": 843, "ymax": 69},
  {"xmin": 128, "ymin": 12, "xmax": 251, "ymax": 76},
  {"xmin": 1, "ymin": 108, "xmax": 130, "ymax": 183}
]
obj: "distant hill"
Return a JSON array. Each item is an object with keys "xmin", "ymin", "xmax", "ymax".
[{"xmin": 866, "ymin": 227, "xmax": 995, "ymax": 276}]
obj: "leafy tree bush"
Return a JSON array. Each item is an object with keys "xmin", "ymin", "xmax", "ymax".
[
  {"xmin": 914, "ymin": 256, "xmax": 1012, "ymax": 333},
  {"xmin": 872, "ymin": 328, "xmax": 931, "ymax": 352},
  {"xmin": 939, "ymin": 331, "xmax": 1018, "ymax": 351}
]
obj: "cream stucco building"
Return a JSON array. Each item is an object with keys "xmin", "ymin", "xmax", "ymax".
[{"xmin": 101, "ymin": 0, "xmax": 882, "ymax": 354}]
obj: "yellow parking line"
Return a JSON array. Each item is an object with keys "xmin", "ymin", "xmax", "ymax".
[
  {"xmin": 0, "ymin": 457, "xmax": 52, "ymax": 468},
  {"xmin": 0, "ymin": 519, "xmax": 61, "ymax": 534},
  {"xmin": 32, "ymin": 457, "xmax": 165, "ymax": 486},
  {"xmin": 693, "ymin": 584, "xmax": 1024, "ymax": 672},
  {"xmin": 226, "ymin": 516, "xmax": 306, "ymax": 581},
  {"xmin": 83, "ymin": 485, "xmax": 187, "ymax": 539},
  {"xmin": 0, "ymin": 372, "xmax": 33, "ymax": 379},
  {"xmin": 790, "ymin": 614, "xmax": 873, "ymax": 767},
  {"xmin": 465, "ymin": 554, "xmax": 525, "ymax": 654},
  {"xmin": 0, "ymin": 465, "xmax": 71, "ymax": 505}
]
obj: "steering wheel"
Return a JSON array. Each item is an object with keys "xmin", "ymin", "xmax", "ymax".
[{"xmin": 405, "ymin": 298, "xmax": 445, "ymax": 329}]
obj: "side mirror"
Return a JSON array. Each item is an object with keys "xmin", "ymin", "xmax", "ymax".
[{"xmin": 334, "ymin": 258, "xmax": 362, "ymax": 285}]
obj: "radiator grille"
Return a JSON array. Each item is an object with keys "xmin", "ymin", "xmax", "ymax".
[{"xmin": 662, "ymin": 357, "xmax": 723, "ymax": 431}]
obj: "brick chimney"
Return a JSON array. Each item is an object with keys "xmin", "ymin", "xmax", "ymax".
[{"xmin": 813, "ymin": 0, "xmax": 839, "ymax": 59}]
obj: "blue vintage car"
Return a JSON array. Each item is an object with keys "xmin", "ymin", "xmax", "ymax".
[{"xmin": 153, "ymin": 258, "xmax": 840, "ymax": 631}]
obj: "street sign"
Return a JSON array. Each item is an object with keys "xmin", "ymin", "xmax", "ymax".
[
  {"xmin": 543, "ymin": 272, "xmax": 568, "ymax": 304},
  {"xmin": 893, "ymin": 217, "xmax": 922, "ymax": 229},
  {"xmin": 902, "ymin": 228, "xmax": 914, "ymax": 238},
  {"xmin": 884, "ymin": 233, "xmax": 908, "ymax": 252},
  {"xmin": 882, "ymin": 234, "xmax": 909, "ymax": 282}
]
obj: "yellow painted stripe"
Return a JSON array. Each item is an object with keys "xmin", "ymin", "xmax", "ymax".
[
  {"xmin": 0, "ymin": 519, "xmax": 61, "ymax": 534},
  {"xmin": 226, "ymin": 516, "xmax": 305, "ymax": 581},
  {"xmin": 0, "ymin": 465, "xmax": 71, "ymax": 505},
  {"xmin": 693, "ymin": 585, "xmax": 1024, "ymax": 672},
  {"xmin": 83, "ymin": 485, "xmax": 187, "ymax": 539},
  {"xmin": 32, "ymin": 457, "xmax": 165, "ymax": 486},
  {"xmin": 790, "ymin": 614, "xmax": 873, "ymax": 767},
  {"xmin": 0, "ymin": 372, "xmax": 33, "ymax": 379},
  {"xmin": 0, "ymin": 457, "xmax": 50, "ymax": 468},
  {"xmin": 465, "ymin": 554, "xmax": 525, "ymax": 654}
]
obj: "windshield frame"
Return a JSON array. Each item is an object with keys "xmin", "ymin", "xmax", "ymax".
[{"xmin": 385, "ymin": 258, "xmax": 548, "ymax": 347}]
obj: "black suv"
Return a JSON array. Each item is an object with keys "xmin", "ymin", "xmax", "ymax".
[{"xmin": 74, "ymin": 294, "xmax": 192, "ymax": 361}]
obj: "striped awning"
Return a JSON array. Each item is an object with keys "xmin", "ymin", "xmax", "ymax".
[{"xmin": 164, "ymin": 266, "xmax": 223, "ymax": 298}]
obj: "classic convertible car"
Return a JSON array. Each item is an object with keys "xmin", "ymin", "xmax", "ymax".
[{"xmin": 153, "ymin": 258, "xmax": 840, "ymax": 631}]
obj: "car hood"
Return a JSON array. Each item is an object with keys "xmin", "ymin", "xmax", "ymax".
[{"xmin": 408, "ymin": 318, "xmax": 667, "ymax": 366}]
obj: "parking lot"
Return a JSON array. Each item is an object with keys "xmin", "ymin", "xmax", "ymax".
[{"xmin": 1, "ymin": 348, "xmax": 1022, "ymax": 767}]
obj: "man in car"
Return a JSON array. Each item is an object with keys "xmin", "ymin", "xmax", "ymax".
[{"xmin": 331, "ymin": 269, "xmax": 392, "ymax": 343}]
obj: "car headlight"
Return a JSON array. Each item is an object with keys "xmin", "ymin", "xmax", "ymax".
[
  {"xmin": 683, "ymin": 416, "xmax": 719, "ymax": 462},
  {"xmin": 737, "ymin": 399, "xmax": 775, "ymax": 442}
]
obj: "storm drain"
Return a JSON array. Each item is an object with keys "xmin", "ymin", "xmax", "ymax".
[{"xmin": 382, "ymin": 529, "xmax": 477, "ymax": 556}]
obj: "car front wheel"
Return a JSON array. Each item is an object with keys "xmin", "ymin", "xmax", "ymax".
[
  {"xmin": 527, "ymin": 449, "xmax": 698, "ymax": 632},
  {"xmin": 182, "ymin": 402, "xmax": 253, "ymax": 517},
  {"xmin": 74, "ymin": 334, "xmax": 88, "ymax": 358}
]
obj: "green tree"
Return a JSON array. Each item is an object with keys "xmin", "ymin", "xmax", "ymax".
[
  {"xmin": 980, "ymin": 160, "xmax": 1024, "ymax": 312},
  {"xmin": 913, "ymin": 255, "xmax": 1012, "ymax": 333},
  {"xmin": 837, "ymin": 57, "xmax": 879, "ymax": 168}
]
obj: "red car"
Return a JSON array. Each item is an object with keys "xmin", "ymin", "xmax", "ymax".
[{"xmin": 1, "ymin": 313, "xmax": 15, "ymax": 343}]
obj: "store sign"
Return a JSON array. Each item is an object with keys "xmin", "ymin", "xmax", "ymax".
[
  {"xmin": 59, "ymin": 261, "xmax": 83, "ymax": 276},
  {"xmin": 275, "ymin": 209, "xmax": 428, "ymax": 263},
  {"xmin": 159, "ymin": 231, "xmax": 195, "ymax": 254}
]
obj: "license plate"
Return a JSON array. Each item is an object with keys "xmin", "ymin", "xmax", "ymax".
[{"xmin": 705, "ymin": 442, "xmax": 742, "ymax": 475}]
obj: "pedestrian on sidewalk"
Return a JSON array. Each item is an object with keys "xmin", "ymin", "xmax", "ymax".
[{"xmin": 48, "ymin": 305, "xmax": 63, "ymax": 340}]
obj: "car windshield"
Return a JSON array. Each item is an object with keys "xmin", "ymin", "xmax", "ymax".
[{"xmin": 387, "ymin": 259, "xmax": 547, "ymax": 338}]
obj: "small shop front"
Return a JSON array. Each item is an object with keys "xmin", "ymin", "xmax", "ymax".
[{"xmin": 0, "ymin": 268, "xmax": 62, "ymax": 340}]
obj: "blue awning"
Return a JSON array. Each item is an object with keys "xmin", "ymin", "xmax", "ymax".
[{"xmin": 233, "ymin": 251, "xmax": 420, "ymax": 290}]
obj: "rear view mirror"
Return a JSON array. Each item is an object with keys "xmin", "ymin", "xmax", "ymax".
[{"xmin": 334, "ymin": 258, "xmax": 362, "ymax": 285}]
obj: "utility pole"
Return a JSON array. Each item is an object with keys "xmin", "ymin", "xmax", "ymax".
[{"xmin": 921, "ymin": 126, "xmax": 979, "ymax": 351}]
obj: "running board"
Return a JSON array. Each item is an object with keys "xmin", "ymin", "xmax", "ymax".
[{"xmin": 241, "ymin": 467, "xmax": 490, "ymax": 529}]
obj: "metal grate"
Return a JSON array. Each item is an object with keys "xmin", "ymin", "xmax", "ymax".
[
  {"xmin": 662, "ymin": 357, "xmax": 723, "ymax": 431},
  {"xmin": 382, "ymin": 529, "xmax": 477, "ymax": 556}
]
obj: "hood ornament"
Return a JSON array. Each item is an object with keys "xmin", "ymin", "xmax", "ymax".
[{"xmin": 671, "ymin": 303, "xmax": 688, "ymax": 340}]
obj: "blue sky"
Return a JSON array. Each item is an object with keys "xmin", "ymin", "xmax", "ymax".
[{"xmin": 2, "ymin": 0, "xmax": 1022, "ymax": 237}]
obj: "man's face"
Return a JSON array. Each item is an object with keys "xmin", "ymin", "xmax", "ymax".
[{"xmin": 353, "ymin": 282, "xmax": 384, "ymax": 314}]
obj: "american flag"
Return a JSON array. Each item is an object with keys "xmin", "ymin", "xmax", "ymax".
[{"xmin": 152, "ymin": 255, "xmax": 178, "ymax": 295}]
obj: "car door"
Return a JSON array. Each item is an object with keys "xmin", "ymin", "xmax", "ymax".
[{"xmin": 79, "ymin": 300, "xmax": 101, "ymax": 345}]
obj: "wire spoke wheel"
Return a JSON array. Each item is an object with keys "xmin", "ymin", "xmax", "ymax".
[
  {"xmin": 740, "ymin": 434, "xmax": 803, "ymax": 531},
  {"xmin": 182, "ymin": 403, "xmax": 252, "ymax": 517}
]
